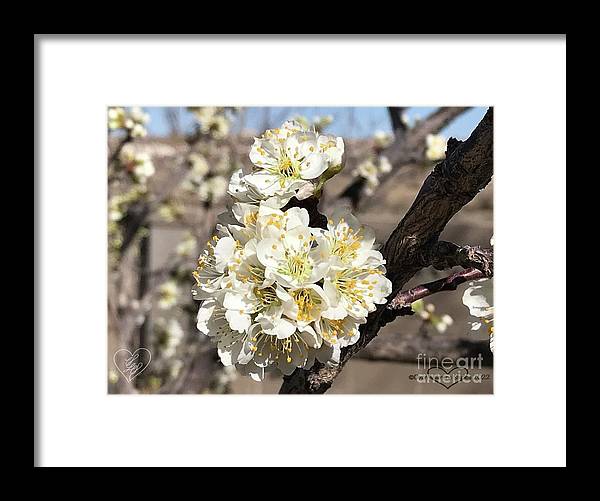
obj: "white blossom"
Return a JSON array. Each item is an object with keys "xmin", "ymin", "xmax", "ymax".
[
  {"xmin": 156, "ymin": 318, "xmax": 185, "ymax": 358},
  {"xmin": 188, "ymin": 153, "xmax": 210, "ymax": 178},
  {"xmin": 435, "ymin": 314, "xmax": 454, "ymax": 334},
  {"xmin": 158, "ymin": 280, "xmax": 179, "ymax": 309},
  {"xmin": 246, "ymin": 120, "xmax": 344, "ymax": 201},
  {"xmin": 412, "ymin": 300, "xmax": 454, "ymax": 333},
  {"xmin": 354, "ymin": 158, "xmax": 380, "ymax": 195},
  {"xmin": 170, "ymin": 359, "xmax": 184, "ymax": 379},
  {"xmin": 186, "ymin": 149, "xmax": 236, "ymax": 203},
  {"xmin": 425, "ymin": 134, "xmax": 447, "ymax": 161},
  {"xmin": 378, "ymin": 155, "xmax": 392, "ymax": 174},
  {"xmin": 108, "ymin": 106, "xmax": 150, "ymax": 137},
  {"xmin": 462, "ymin": 278, "xmax": 494, "ymax": 347},
  {"xmin": 209, "ymin": 115, "xmax": 230, "ymax": 139},
  {"xmin": 206, "ymin": 176, "xmax": 229, "ymax": 201},
  {"xmin": 189, "ymin": 107, "xmax": 232, "ymax": 139},
  {"xmin": 129, "ymin": 106, "xmax": 150, "ymax": 126},
  {"xmin": 256, "ymin": 222, "xmax": 330, "ymax": 288},
  {"xmin": 120, "ymin": 148, "xmax": 155, "ymax": 183},
  {"xmin": 352, "ymin": 155, "xmax": 393, "ymax": 195},
  {"xmin": 108, "ymin": 107, "xmax": 126, "ymax": 129},
  {"xmin": 108, "ymin": 203, "xmax": 124, "ymax": 222},
  {"xmin": 176, "ymin": 232, "xmax": 197, "ymax": 257},
  {"xmin": 108, "ymin": 369, "xmax": 119, "ymax": 385},
  {"xmin": 228, "ymin": 168, "xmax": 292, "ymax": 208},
  {"xmin": 373, "ymin": 130, "xmax": 393, "ymax": 149},
  {"xmin": 401, "ymin": 112, "xmax": 411, "ymax": 128}
]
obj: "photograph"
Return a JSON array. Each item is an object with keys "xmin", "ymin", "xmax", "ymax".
[
  {"xmin": 35, "ymin": 35, "xmax": 566, "ymax": 467},
  {"xmin": 107, "ymin": 106, "xmax": 494, "ymax": 394}
]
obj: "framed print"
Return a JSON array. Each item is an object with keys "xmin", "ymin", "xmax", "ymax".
[{"xmin": 35, "ymin": 35, "xmax": 566, "ymax": 467}]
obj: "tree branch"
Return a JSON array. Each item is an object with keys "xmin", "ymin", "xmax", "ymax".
[
  {"xmin": 279, "ymin": 107, "xmax": 493, "ymax": 394},
  {"xmin": 340, "ymin": 107, "xmax": 470, "ymax": 209},
  {"xmin": 387, "ymin": 106, "xmax": 407, "ymax": 142},
  {"xmin": 107, "ymin": 132, "xmax": 133, "ymax": 185},
  {"xmin": 118, "ymin": 148, "xmax": 193, "ymax": 257},
  {"xmin": 108, "ymin": 132, "xmax": 132, "ymax": 166},
  {"xmin": 431, "ymin": 241, "xmax": 494, "ymax": 276},
  {"xmin": 380, "ymin": 242, "xmax": 493, "ymax": 319},
  {"xmin": 383, "ymin": 267, "xmax": 488, "ymax": 320},
  {"xmin": 396, "ymin": 107, "xmax": 471, "ymax": 152}
]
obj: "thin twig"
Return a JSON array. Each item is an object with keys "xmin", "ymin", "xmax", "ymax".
[{"xmin": 384, "ymin": 268, "xmax": 486, "ymax": 319}]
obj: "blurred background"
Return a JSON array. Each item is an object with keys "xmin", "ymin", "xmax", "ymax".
[{"xmin": 107, "ymin": 106, "xmax": 493, "ymax": 394}]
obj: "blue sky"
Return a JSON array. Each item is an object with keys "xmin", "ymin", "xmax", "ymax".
[{"xmin": 144, "ymin": 106, "xmax": 488, "ymax": 140}]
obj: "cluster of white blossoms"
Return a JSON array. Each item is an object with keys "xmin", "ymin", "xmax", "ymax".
[
  {"xmin": 158, "ymin": 280, "xmax": 180, "ymax": 310},
  {"xmin": 176, "ymin": 232, "xmax": 198, "ymax": 258},
  {"xmin": 108, "ymin": 106, "xmax": 150, "ymax": 138},
  {"xmin": 373, "ymin": 130, "xmax": 394, "ymax": 149},
  {"xmin": 193, "ymin": 121, "xmax": 391, "ymax": 381},
  {"xmin": 352, "ymin": 155, "xmax": 392, "ymax": 195},
  {"xmin": 425, "ymin": 133, "xmax": 447, "ymax": 161},
  {"xmin": 412, "ymin": 300, "xmax": 454, "ymax": 334},
  {"xmin": 189, "ymin": 107, "xmax": 232, "ymax": 139},
  {"xmin": 228, "ymin": 120, "xmax": 344, "ymax": 206},
  {"xmin": 182, "ymin": 151, "xmax": 232, "ymax": 203},
  {"xmin": 155, "ymin": 317, "xmax": 185, "ymax": 358},
  {"xmin": 108, "ymin": 185, "xmax": 147, "ymax": 224},
  {"xmin": 351, "ymin": 130, "xmax": 396, "ymax": 195},
  {"xmin": 119, "ymin": 145, "xmax": 155, "ymax": 184},
  {"xmin": 462, "ymin": 236, "xmax": 494, "ymax": 352}
]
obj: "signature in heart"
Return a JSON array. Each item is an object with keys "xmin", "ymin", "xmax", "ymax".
[
  {"xmin": 113, "ymin": 348, "xmax": 152, "ymax": 382},
  {"xmin": 426, "ymin": 366, "xmax": 469, "ymax": 390}
]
